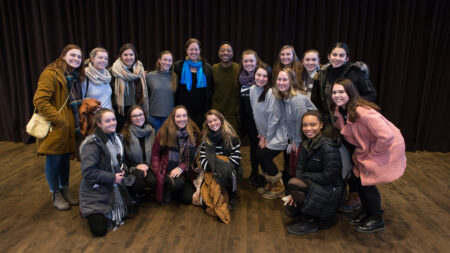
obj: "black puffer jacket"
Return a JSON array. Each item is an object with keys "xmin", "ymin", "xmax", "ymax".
[
  {"xmin": 311, "ymin": 62, "xmax": 377, "ymax": 123},
  {"xmin": 296, "ymin": 136, "xmax": 344, "ymax": 219}
]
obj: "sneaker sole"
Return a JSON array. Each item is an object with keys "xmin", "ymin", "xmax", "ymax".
[{"xmin": 355, "ymin": 226, "xmax": 385, "ymax": 233}]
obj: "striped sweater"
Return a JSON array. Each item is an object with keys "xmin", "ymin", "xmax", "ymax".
[{"xmin": 199, "ymin": 138, "xmax": 241, "ymax": 171}]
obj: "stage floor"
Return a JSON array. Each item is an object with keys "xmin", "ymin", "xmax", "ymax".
[{"xmin": 0, "ymin": 141, "xmax": 448, "ymax": 252}]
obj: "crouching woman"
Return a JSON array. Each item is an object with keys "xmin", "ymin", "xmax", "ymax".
[
  {"xmin": 151, "ymin": 105, "xmax": 201, "ymax": 204},
  {"xmin": 284, "ymin": 110, "xmax": 344, "ymax": 235},
  {"xmin": 198, "ymin": 110, "xmax": 242, "ymax": 223},
  {"xmin": 79, "ymin": 109, "xmax": 133, "ymax": 236}
]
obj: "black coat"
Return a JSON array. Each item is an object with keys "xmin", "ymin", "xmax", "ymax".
[
  {"xmin": 174, "ymin": 60, "xmax": 214, "ymax": 115},
  {"xmin": 296, "ymin": 136, "xmax": 344, "ymax": 219},
  {"xmin": 311, "ymin": 62, "xmax": 377, "ymax": 124}
]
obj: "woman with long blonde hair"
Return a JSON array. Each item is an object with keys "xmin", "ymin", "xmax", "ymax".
[
  {"xmin": 198, "ymin": 109, "xmax": 241, "ymax": 220},
  {"xmin": 270, "ymin": 68, "xmax": 316, "ymax": 199}
]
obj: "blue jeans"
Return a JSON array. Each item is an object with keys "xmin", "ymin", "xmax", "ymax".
[
  {"xmin": 148, "ymin": 115, "xmax": 167, "ymax": 133},
  {"xmin": 45, "ymin": 153, "xmax": 71, "ymax": 193}
]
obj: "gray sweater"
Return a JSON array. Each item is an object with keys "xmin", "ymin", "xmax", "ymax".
[
  {"xmin": 146, "ymin": 70, "xmax": 174, "ymax": 117},
  {"xmin": 282, "ymin": 93, "xmax": 316, "ymax": 147},
  {"xmin": 249, "ymin": 86, "xmax": 288, "ymax": 150}
]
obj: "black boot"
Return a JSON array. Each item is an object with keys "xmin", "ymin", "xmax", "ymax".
[
  {"xmin": 287, "ymin": 218, "xmax": 318, "ymax": 235},
  {"xmin": 355, "ymin": 216, "xmax": 384, "ymax": 233},
  {"xmin": 248, "ymin": 170, "xmax": 265, "ymax": 187},
  {"xmin": 348, "ymin": 211, "xmax": 369, "ymax": 226}
]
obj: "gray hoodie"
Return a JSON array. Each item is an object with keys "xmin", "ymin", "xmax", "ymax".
[
  {"xmin": 282, "ymin": 93, "xmax": 316, "ymax": 147},
  {"xmin": 249, "ymin": 86, "xmax": 288, "ymax": 150}
]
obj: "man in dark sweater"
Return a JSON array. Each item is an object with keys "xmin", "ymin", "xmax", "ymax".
[{"xmin": 211, "ymin": 42, "xmax": 240, "ymax": 132}]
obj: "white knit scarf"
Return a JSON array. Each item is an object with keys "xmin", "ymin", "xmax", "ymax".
[{"xmin": 85, "ymin": 63, "xmax": 112, "ymax": 85}]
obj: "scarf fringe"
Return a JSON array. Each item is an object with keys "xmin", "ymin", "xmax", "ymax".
[{"xmin": 111, "ymin": 184, "xmax": 127, "ymax": 230}]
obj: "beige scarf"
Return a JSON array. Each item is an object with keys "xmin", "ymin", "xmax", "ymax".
[{"xmin": 111, "ymin": 58, "xmax": 148, "ymax": 116}]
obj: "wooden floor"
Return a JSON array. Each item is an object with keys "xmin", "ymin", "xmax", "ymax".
[{"xmin": 0, "ymin": 141, "xmax": 449, "ymax": 253}]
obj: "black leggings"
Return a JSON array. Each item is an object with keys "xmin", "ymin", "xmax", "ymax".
[
  {"xmin": 348, "ymin": 173, "xmax": 382, "ymax": 218},
  {"xmin": 241, "ymin": 112, "xmax": 259, "ymax": 174},
  {"xmin": 165, "ymin": 175, "xmax": 196, "ymax": 204},
  {"xmin": 87, "ymin": 213, "xmax": 108, "ymax": 237},
  {"xmin": 285, "ymin": 178, "xmax": 314, "ymax": 219},
  {"xmin": 256, "ymin": 148, "xmax": 281, "ymax": 176}
]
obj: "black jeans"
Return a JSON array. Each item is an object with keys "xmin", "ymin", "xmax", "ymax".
[
  {"xmin": 129, "ymin": 169, "xmax": 156, "ymax": 197},
  {"xmin": 348, "ymin": 173, "xmax": 382, "ymax": 219},
  {"xmin": 256, "ymin": 147, "xmax": 282, "ymax": 176}
]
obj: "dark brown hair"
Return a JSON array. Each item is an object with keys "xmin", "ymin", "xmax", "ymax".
[
  {"xmin": 255, "ymin": 62, "xmax": 272, "ymax": 102},
  {"xmin": 118, "ymin": 43, "xmax": 138, "ymax": 64},
  {"xmin": 121, "ymin": 105, "xmax": 149, "ymax": 146},
  {"xmin": 301, "ymin": 110, "xmax": 338, "ymax": 141},
  {"xmin": 331, "ymin": 78, "xmax": 380, "ymax": 122}
]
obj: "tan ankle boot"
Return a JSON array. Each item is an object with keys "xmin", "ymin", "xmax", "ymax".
[
  {"xmin": 61, "ymin": 188, "xmax": 79, "ymax": 206},
  {"xmin": 52, "ymin": 191, "xmax": 70, "ymax": 211},
  {"xmin": 262, "ymin": 172, "xmax": 285, "ymax": 199}
]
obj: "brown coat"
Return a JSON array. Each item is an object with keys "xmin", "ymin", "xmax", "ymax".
[
  {"xmin": 200, "ymin": 172, "xmax": 231, "ymax": 224},
  {"xmin": 33, "ymin": 63, "xmax": 75, "ymax": 154}
]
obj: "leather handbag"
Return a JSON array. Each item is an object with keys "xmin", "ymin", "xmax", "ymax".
[
  {"xmin": 26, "ymin": 109, "xmax": 53, "ymax": 139},
  {"xmin": 26, "ymin": 77, "xmax": 74, "ymax": 139}
]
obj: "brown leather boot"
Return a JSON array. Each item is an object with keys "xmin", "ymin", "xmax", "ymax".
[{"xmin": 262, "ymin": 172, "xmax": 285, "ymax": 199}]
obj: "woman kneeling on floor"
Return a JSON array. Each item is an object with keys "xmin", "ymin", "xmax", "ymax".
[
  {"xmin": 151, "ymin": 105, "xmax": 201, "ymax": 204},
  {"xmin": 79, "ymin": 109, "xmax": 134, "ymax": 236},
  {"xmin": 284, "ymin": 110, "xmax": 344, "ymax": 235},
  {"xmin": 198, "ymin": 109, "xmax": 242, "ymax": 223}
]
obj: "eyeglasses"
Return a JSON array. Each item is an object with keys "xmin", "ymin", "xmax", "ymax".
[{"xmin": 131, "ymin": 113, "xmax": 145, "ymax": 119}]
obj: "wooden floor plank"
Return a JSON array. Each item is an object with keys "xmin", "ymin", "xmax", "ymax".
[{"xmin": 0, "ymin": 141, "xmax": 449, "ymax": 252}]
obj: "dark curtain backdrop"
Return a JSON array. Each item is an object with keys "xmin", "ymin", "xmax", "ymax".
[{"xmin": 1, "ymin": 0, "xmax": 449, "ymax": 151}]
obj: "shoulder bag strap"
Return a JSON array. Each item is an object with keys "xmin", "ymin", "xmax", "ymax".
[{"xmin": 56, "ymin": 73, "xmax": 74, "ymax": 114}]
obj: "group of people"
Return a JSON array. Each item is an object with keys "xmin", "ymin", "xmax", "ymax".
[{"xmin": 32, "ymin": 39, "xmax": 406, "ymax": 237}]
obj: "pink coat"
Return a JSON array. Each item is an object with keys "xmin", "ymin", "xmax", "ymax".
[{"xmin": 334, "ymin": 106, "xmax": 406, "ymax": 186}]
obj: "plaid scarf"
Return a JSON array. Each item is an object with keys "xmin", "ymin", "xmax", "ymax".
[
  {"xmin": 167, "ymin": 128, "xmax": 192, "ymax": 172},
  {"xmin": 65, "ymin": 71, "xmax": 82, "ymax": 141}
]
